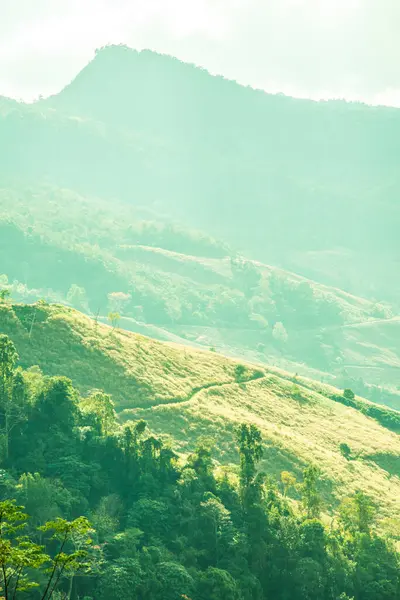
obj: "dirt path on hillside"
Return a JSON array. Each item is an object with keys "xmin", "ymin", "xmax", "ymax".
[{"xmin": 151, "ymin": 372, "xmax": 268, "ymax": 410}]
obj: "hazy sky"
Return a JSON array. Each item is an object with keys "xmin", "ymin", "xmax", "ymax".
[{"xmin": 1, "ymin": 0, "xmax": 399, "ymax": 106}]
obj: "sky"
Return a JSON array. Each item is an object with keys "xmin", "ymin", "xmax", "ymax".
[{"xmin": 1, "ymin": 0, "xmax": 399, "ymax": 106}]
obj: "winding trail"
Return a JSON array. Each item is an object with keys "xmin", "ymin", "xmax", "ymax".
[{"xmin": 149, "ymin": 372, "xmax": 267, "ymax": 411}]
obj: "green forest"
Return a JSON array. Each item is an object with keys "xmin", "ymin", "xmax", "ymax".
[{"xmin": 0, "ymin": 333, "xmax": 399, "ymax": 600}]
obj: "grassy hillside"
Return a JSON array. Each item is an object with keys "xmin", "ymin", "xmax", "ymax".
[
  {"xmin": 1, "ymin": 184, "xmax": 399, "ymax": 408},
  {"xmin": 0, "ymin": 302, "xmax": 263, "ymax": 409},
  {"xmin": 1, "ymin": 301, "xmax": 400, "ymax": 523},
  {"xmin": 131, "ymin": 375, "xmax": 400, "ymax": 524}
]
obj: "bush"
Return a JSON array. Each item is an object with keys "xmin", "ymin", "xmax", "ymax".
[
  {"xmin": 339, "ymin": 443, "xmax": 352, "ymax": 460},
  {"xmin": 272, "ymin": 322, "xmax": 288, "ymax": 344},
  {"xmin": 292, "ymin": 385, "xmax": 303, "ymax": 401},
  {"xmin": 234, "ymin": 364, "xmax": 247, "ymax": 382},
  {"xmin": 343, "ymin": 389, "xmax": 355, "ymax": 401}
]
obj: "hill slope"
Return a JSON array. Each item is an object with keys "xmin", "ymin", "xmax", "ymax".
[
  {"xmin": 1, "ymin": 46, "xmax": 400, "ymax": 409},
  {"xmin": 0, "ymin": 302, "xmax": 260, "ymax": 409},
  {"xmin": 1, "ymin": 184, "xmax": 399, "ymax": 408},
  {"xmin": 1, "ymin": 302, "xmax": 399, "ymax": 522},
  {"xmin": 47, "ymin": 44, "xmax": 400, "ymax": 304},
  {"xmin": 2, "ymin": 46, "xmax": 400, "ymax": 304}
]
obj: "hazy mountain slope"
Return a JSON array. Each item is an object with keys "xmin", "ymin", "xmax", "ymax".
[
  {"xmin": 1, "ymin": 184, "xmax": 399, "ymax": 408},
  {"xmin": 2, "ymin": 48, "xmax": 399, "ymax": 302},
  {"xmin": 0, "ymin": 98, "xmax": 171, "ymax": 205},
  {"xmin": 2, "ymin": 46, "xmax": 399, "ymax": 407},
  {"xmin": 1, "ymin": 301, "xmax": 399, "ymax": 523},
  {"xmin": 328, "ymin": 317, "xmax": 400, "ymax": 393},
  {"xmin": 174, "ymin": 319, "xmax": 400, "ymax": 411},
  {"xmin": 46, "ymin": 44, "xmax": 400, "ymax": 303}
]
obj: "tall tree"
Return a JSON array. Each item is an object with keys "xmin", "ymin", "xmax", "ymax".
[
  {"xmin": 301, "ymin": 466, "xmax": 322, "ymax": 520},
  {"xmin": 80, "ymin": 390, "xmax": 117, "ymax": 437},
  {"xmin": 339, "ymin": 491, "xmax": 376, "ymax": 536},
  {"xmin": 0, "ymin": 289, "xmax": 11, "ymax": 303},
  {"xmin": 0, "ymin": 500, "xmax": 48, "ymax": 600},
  {"xmin": 236, "ymin": 424, "xmax": 264, "ymax": 510},
  {"xmin": 0, "ymin": 335, "xmax": 19, "ymax": 461}
]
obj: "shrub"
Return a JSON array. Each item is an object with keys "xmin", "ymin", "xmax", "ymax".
[
  {"xmin": 343, "ymin": 388, "xmax": 355, "ymax": 401},
  {"xmin": 272, "ymin": 322, "xmax": 288, "ymax": 343},
  {"xmin": 234, "ymin": 364, "xmax": 247, "ymax": 382},
  {"xmin": 339, "ymin": 443, "xmax": 352, "ymax": 460},
  {"xmin": 292, "ymin": 385, "xmax": 303, "ymax": 401}
]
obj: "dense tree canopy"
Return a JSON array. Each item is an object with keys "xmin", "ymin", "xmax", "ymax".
[{"xmin": 0, "ymin": 334, "xmax": 398, "ymax": 599}]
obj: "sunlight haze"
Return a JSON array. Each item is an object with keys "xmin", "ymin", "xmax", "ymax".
[
  {"xmin": 1, "ymin": 0, "xmax": 400, "ymax": 597},
  {"xmin": 1, "ymin": 0, "xmax": 399, "ymax": 106}
]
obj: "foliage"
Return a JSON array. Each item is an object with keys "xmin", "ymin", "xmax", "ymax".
[
  {"xmin": 0, "ymin": 336, "xmax": 399, "ymax": 599},
  {"xmin": 1, "ymin": 44, "xmax": 400, "ymax": 599},
  {"xmin": 67, "ymin": 285, "xmax": 88, "ymax": 311},
  {"xmin": 339, "ymin": 443, "xmax": 352, "ymax": 460},
  {"xmin": 330, "ymin": 391, "xmax": 400, "ymax": 433},
  {"xmin": 300, "ymin": 466, "xmax": 322, "ymax": 519},
  {"xmin": 107, "ymin": 312, "xmax": 120, "ymax": 329},
  {"xmin": 234, "ymin": 364, "xmax": 247, "ymax": 383},
  {"xmin": 0, "ymin": 500, "xmax": 95, "ymax": 600},
  {"xmin": 80, "ymin": 390, "xmax": 117, "ymax": 437},
  {"xmin": 339, "ymin": 492, "xmax": 376, "ymax": 535},
  {"xmin": 1, "ymin": 308, "xmax": 400, "ymax": 519},
  {"xmin": 0, "ymin": 290, "xmax": 11, "ymax": 303},
  {"xmin": 272, "ymin": 321, "xmax": 288, "ymax": 344}
]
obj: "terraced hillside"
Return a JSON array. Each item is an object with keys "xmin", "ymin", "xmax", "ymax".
[{"xmin": 1, "ymin": 301, "xmax": 399, "ymax": 524}]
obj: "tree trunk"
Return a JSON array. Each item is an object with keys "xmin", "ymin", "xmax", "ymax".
[{"xmin": 67, "ymin": 574, "xmax": 74, "ymax": 600}]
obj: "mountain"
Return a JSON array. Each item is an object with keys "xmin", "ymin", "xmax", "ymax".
[
  {"xmin": 1, "ymin": 44, "xmax": 400, "ymax": 410},
  {"xmin": 46, "ymin": 45, "xmax": 400, "ymax": 304},
  {"xmin": 1, "ymin": 301, "xmax": 400, "ymax": 523},
  {"xmin": 2, "ymin": 303, "xmax": 400, "ymax": 599},
  {"xmin": 2, "ymin": 46, "xmax": 400, "ymax": 305}
]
